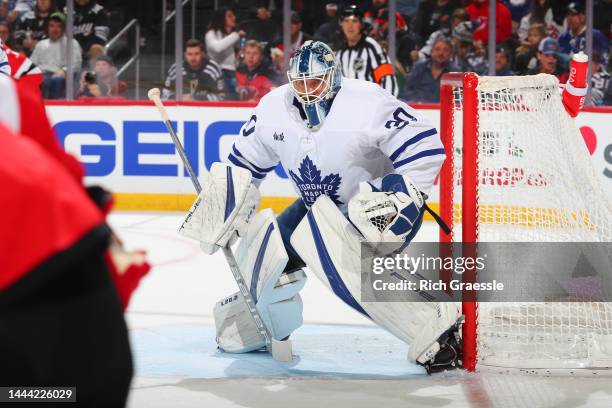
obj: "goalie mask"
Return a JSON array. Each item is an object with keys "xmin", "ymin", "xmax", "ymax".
[{"xmin": 287, "ymin": 40, "xmax": 341, "ymax": 129}]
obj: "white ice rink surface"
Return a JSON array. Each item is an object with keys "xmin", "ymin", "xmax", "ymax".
[{"xmin": 111, "ymin": 212, "xmax": 612, "ymax": 408}]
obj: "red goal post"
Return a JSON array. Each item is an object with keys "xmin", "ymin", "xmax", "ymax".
[{"xmin": 440, "ymin": 72, "xmax": 479, "ymax": 371}]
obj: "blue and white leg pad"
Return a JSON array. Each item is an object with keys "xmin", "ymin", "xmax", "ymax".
[
  {"xmin": 214, "ymin": 209, "xmax": 306, "ymax": 353},
  {"xmin": 291, "ymin": 195, "xmax": 461, "ymax": 364}
]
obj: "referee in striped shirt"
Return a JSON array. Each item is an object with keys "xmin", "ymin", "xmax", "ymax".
[{"xmin": 336, "ymin": 5, "xmax": 398, "ymax": 96}]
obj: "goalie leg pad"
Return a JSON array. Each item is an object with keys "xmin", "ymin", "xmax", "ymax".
[
  {"xmin": 178, "ymin": 162, "xmax": 260, "ymax": 254},
  {"xmin": 290, "ymin": 196, "xmax": 369, "ymax": 316},
  {"xmin": 213, "ymin": 283, "xmax": 304, "ymax": 353},
  {"xmin": 214, "ymin": 209, "xmax": 306, "ymax": 353},
  {"xmin": 291, "ymin": 195, "xmax": 461, "ymax": 362}
]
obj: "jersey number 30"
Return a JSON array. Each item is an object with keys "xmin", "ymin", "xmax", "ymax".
[{"xmin": 385, "ymin": 107, "xmax": 417, "ymax": 130}]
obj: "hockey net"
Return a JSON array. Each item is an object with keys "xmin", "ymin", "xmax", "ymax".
[{"xmin": 439, "ymin": 73, "xmax": 612, "ymax": 372}]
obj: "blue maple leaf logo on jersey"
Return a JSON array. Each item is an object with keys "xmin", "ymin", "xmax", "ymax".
[{"xmin": 288, "ymin": 156, "xmax": 343, "ymax": 207}]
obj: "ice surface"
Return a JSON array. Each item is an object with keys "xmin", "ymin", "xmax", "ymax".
[
  {"xmin": 109, "ymin": 213, "xmax": 612, "ymax": 408},
  {"xmin": 131, "ymin": 324, "xmax": 424, "ymax": 379}
]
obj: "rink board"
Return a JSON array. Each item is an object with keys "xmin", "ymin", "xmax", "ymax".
[{"xmin": 44, "ymin": 101, "xmax": 612, "ymax": 215}]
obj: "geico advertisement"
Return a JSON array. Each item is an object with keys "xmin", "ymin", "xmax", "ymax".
[
  {"xmin": 45, "ymin": 104, "xmax": 612, "ymax": 205},
  {"xmin": 45, "ymin": 105, "xmax": 292, "ymax": 198}
]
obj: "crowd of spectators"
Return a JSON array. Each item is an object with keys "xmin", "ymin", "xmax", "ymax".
[
  {"xmin": 163, "ymin": 0, "xmax": 611, "ymax": 105},
  {"xmin": 1, "ymin": 0, "xmax": 610, "ymax": 105},
  {"xmin": 1, "ymin": 0, "xmax": 123, "ymax": 99}
]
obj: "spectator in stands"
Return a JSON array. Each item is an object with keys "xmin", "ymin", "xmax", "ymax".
[
  {"xmin": 413, "ymin": 7, "xmax": 468, "ymax": 63},
  {"xmin": 205, "ymin": 7, "xmax": 244, "ymax": 101},
  {"xmin": 303, "ymin": 1, "xmax": 328, "ymax": 32},
  {"xmin": 528, "ymin": 37, "xmax": 568, "ymax": 83},
  {"xmin": 401, "ymin": 37, "xmax": 459, "ymax": 103},
  {"xmin": 337, "ymin": 5, "xmax": 398, "ymax": 96},
  {"xmin": 589, "ymin": 52, "xmax": 610, "ymax": 106},
  {"xmin": 270, "ymin": 11, "xmax": 312, "ymax": 76},
  {"xmin": 243, "ymin": 6, "xmax": 280, "ymax": 46},
  {"xmin": 275, "ymin": 11, "xmax": 312, "ymax": 58},
  {"xmin": 77, "ymin": 54, "xmax": 126, "ymax": 98},
  {"xmin": 604, "ymin": 78, "xmax": 612, "ymax": 106},
  {"xmin": 236, "ymin": 40, "xmax": 276, "ymax": 103},
  {"xmin": 0, "ymin": 38, "xmax": 8, "ymax": 76},
  {"xmin": 465, "ymin": 0, "xmax": 512, "ymax": 45},
  {"xmin": 318, "ymin": 2, "xmax": 338, "ymax": 25},
  {"xmin": 313, "ymin": 3, "xmax": 343, "ymax": 51},
  {"xmin": 395, "ymin": 32, "xmax": 420, "ymax": 75},
  {"xmin": 0, "ymin": 20, "xmax": 22, "ymax": 51},
  {"xmin": 412, "ymin": 0, "xmax": 461, "ymax": 42},
  {"xmin": 1, "ymin": 26, "xmax": 42, "ymax": 91},
  {"xmin": 397, "ymin": 0, "xmax": 421, "ymax": 21},
  {"xmin": 387, "ymin": 12, "xmax": 421, "ymax": 76},
  {"xmin": 0, "ymin": 21, "xmax": 11, "ymax": 46},
  {"xmin": 14, "ymin": 0, "xmax": 57, "ymax": 56},
  {"xmin": 502, "ymin": 0, "xmax": 532, "ymax": 23},
  {"xmin": 162, "ymin": 39, "xmax": 225, "ymax": 101},
  {"xmin": 495, "ymin": 46, "xmax": 514, "ymax": 76},
  {"xmin": 363, "ymin": 0, "xmax": 408, "ymax": 42},
  {"xmin": 72, "ymin": 0, "xmax": 109, "ymax": 64},
  {"xmin": 30, "ymin": 12, "xmax": 81, "ymax": 98},
  {"xmin": 0, "ymin": 1, "xmax": 8, "ymax": 23},
  {"xmin": 514, "ymin": 23, "xmax": 547, "ymax": 75},
  {"xmin": 558, "ymin": 2, "xmax": 609, "ymax": 63},
  {"xmin": 517, "ymin": 0, "xmax": 564, "ymax": 41},
  {"xmin": 452, "ymin": 21, "xmax": 488, "ymax": 75},
  {"xmin": 374, "ymin": 8, "xmax": 408, "ymax": 45},
  {"xmin": 4, "ymin": 0, "xmax": 34, "ymax": 25}
]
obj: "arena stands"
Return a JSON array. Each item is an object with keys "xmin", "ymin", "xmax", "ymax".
[{"xmin": 0, "ymin": 0, "xmax": 609, "ymax": 105}]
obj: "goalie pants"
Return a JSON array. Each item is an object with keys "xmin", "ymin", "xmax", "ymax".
[
  {"xmin": 276, "ymin": 198, "xmax": 308, "ymax": 271},
  {"xmin": 0, "ymin": 226, "xmax": 132, "ymax": 407}
]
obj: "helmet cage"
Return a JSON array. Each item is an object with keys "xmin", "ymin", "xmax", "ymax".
[{"xmin": 287, "ymin": 66, "xmax": 335, "ymax": 105}]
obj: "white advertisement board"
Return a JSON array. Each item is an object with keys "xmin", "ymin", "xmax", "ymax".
[{"xmin": 44, "ymin": 102, "xmax": 612, "ymax": 211}]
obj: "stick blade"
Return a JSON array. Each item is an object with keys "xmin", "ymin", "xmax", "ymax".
[{"xmin": 271, "ymin": 338, "xmax": 293, "ymax": 362}]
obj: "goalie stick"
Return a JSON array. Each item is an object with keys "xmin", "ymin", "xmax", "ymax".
[{"xmin": 147, "ymin": 88, "xmax": 293, "ymax": 362}]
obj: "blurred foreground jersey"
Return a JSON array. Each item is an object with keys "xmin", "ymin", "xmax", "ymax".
[
  {"xmin": 0, "ymin": 122, "xmax": 103, "ymax": 289},
  {"xmin": 0, "ymin": 124, "xmax": 132, "ymax": 406},
  {"xmin": 0, "ymin": 74, "xmax": 83, "ymax": 179},
  {"xmin": 1, "ymin": 42, "xmax": 43, "ymax": 91}
]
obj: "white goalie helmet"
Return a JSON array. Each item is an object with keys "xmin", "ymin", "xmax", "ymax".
[{"xmin": 287, "ymin": 40, "xmax": 342, "ymax": 129}]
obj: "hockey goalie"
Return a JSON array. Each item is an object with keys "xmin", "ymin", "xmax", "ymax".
[{"xmin": 179, "ymin": 40, "xmax": 464, "ymax": 373}]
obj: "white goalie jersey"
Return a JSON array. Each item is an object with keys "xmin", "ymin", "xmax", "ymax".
[{"xmin": 227, "ymin": 78, "xmax": 445, "ymax": 212}]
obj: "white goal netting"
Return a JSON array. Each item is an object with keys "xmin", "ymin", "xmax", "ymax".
[{"xmin": 446, "ymin": 74, "xmax": 612, "ymax": 370}]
